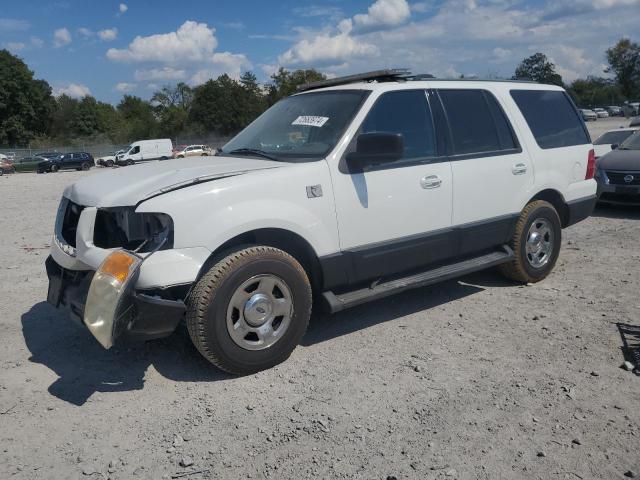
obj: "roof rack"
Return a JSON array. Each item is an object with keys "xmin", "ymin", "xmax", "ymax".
[{"xmin": 297, "ymin": 68, "xmax": 412, "ymax": 92}]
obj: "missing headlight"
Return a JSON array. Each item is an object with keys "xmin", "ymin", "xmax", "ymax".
[{"xmin": 94, "ymin": 208, "xmax": 174, "ymax": 253}]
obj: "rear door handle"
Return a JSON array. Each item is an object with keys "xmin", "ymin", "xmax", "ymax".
[
  {"xmin": 512, "ymin": 163, "xmax": 528, "ymax": 175},
  {"xmin": 421, "ymin": 174, "xmax": 442, "ymax": 189}
]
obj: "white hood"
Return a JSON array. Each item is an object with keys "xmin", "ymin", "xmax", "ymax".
[{"xmin": 64, "ymin": 156, "xmax": 282, "ymax": 207}]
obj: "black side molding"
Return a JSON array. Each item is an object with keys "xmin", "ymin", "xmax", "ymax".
[
  {"xmin": 566, "ymin": 195, "xmax": 597, "ymax": 227},
  {"xmin": 323, "ymin": 246, "xmax": 514, "ymax": 313}
]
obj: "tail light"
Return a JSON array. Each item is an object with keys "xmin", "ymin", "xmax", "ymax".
[{"xmin": 585, "ymin": 148, "xmax": 595, "ymax": 180}]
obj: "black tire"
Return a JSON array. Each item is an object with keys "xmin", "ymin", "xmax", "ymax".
[
  {"xmin": 201, "ymin": 153, "xmax": 207, "ymax": 156},
  {"xmin": 51, "ymin": 164, "xmax": 59, "ymax": 173},
  {"xmin": 81, "ymin": 162, "xmax": 91, "ymax": 171},
  {"xmin": 499, "ymin": 200, "xmax": 562, "ymax": 283},
  {"xmin": 177, "ymin": 155, "xmax": 184, "ymax": 159},
  {"xmin": 106, "ymin": 160, "xmax": 114, "ymax": 168},
  {"xmin": 126, "ymin": 159, "xmax": 135, "ymax": 166},
  {"xmin": 186, "ymin": 246, "xmax": 312, "ymax": 375},
  {"xmin": 0, "ymin": 169, "xmax": 3, "ymax": 176}
]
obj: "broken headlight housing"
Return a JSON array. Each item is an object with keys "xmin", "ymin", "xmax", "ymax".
[{"xmin": 93, "ymin": 208, "xmax": 174, "ymax": 253}]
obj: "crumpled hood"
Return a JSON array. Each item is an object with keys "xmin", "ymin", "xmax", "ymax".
[
  {"xmin": 64, "ymin": 156, "xmax": 282, "ymax": 207},
  {"xmin": 596, "ymin": 149, "xmax": 640, "ymax": 171}
]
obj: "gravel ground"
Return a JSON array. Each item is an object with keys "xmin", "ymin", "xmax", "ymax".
[{"xmin": 1, "ymin": 152, "xmax": 639, "ymax": 479}]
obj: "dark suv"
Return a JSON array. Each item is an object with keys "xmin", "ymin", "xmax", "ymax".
[{"xmin": 37, "ymin": 152, "xmax": 94, "ymax": 173}]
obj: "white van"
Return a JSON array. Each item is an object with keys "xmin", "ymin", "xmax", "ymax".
[{"xmin": 115, "ymin": 139, "xmax": 173, "ymax": 166}]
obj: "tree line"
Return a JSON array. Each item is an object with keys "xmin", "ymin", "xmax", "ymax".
[{"xmin": 1, "ymin": 37, "xmax": 639, "ymax": 148}]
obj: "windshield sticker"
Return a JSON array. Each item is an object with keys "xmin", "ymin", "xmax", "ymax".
[{"xmin": 292, "ymin": 116, "xmax": 329, "ymax": 127}]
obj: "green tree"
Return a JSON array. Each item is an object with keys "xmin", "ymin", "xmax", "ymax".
[
  {"xmin": 606, "ymin": 38, "xmax": 640, "ymax": 99},
  {"xmin": 117, "ymin": 95, "xmax": 158, "ymax": 140},
  {"xmin": 567, "ymin": 77, "xmax": 625, "ymax": 108},
  {"xmin": 513, "ymin": 53, "xmax": 564, "ymax": 86},
  {"xmin": 189, "ymin": 74, "xmax": 268, "ymax": 135},
  {"xmin": 266, "ymin": 68, "xmax": 326, "ymax": 105},
  {"xmin": 152, "ymin": 83, "xmax": 194, "ymax": 137},
  {"xmin": 0, "ymin": 49, "xmax": 55, "ymax": 146}
]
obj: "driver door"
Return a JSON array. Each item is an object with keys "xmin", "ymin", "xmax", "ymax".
[{"xmin": 330, "ymin": 89, "xmax": 453, "ymax": 284}]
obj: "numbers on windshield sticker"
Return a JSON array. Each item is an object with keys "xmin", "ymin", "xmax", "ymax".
[{"xmin": 292, "ymin": 116, "xmax": 329, "ymax": 128}]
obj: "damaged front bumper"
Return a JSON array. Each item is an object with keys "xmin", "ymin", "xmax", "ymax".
[{"xmin": 46, "ymin": 254, "xmax": 187, "ymax": 346}]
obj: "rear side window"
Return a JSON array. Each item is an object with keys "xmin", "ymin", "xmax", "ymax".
[
  {"xmin": 510, "ymin": 90, "xmax": 590, "ymax": 149},
  {"xmin": 438, "ymin": 89, "xmax": 518, "ymax": 156},
  {"xmin": 361, "ymin": 90, "xmax": 437, "ymax": 161}
]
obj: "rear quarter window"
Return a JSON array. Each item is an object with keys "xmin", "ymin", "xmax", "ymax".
[{"xmin": 510, "ymin": 90, "xmax": 590, "ymax": 149}]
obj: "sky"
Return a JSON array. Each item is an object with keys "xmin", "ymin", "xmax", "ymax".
[{"xmin": 1, "ymin": 0, "xmax": 639, "ymax": 104}]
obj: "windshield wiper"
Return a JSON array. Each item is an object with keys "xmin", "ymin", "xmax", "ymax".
[{"xmin": 226, "ymin": 148, "xmax": 280, "ymax": 161}]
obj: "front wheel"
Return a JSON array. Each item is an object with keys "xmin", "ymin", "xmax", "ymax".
[
  {"xmin": 51, "ymin": 164, "xmax": 59, "ymax": 173},
  {"xmin": 81, "ymin": 162, "xmax": 91, "ymax": 171},
  {"xmin": 106, "ymin": 160, "xmax": 114, "ymax": 168},
  {"xmin": 187, "ymin": 246, "xmax": 312, "ymax": 375},
  {"xmin": 499, "ymin": 200, "xmax": 562, "ymax": 283}
]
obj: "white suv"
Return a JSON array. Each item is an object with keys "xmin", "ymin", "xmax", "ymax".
[{"xmin": 46, "ymin": 70, "xmax": 597, "ymax": 374}]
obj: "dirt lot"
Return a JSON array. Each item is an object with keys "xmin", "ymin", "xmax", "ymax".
[{"xmin": 1, "ymin": 144, "xmax": 640, "ymax": 479}]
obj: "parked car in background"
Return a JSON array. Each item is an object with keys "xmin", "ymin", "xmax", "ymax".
[
  {"xmin": 580, "ymin": 109, "xmax": 598, "ymax": 121},
  {"xmin": 37, "ymin": 152, "xmax": 94, "ymax": 173},
  {"xmin": 173, "ymin": 144, "xmax": 214, "ymax": 158},
  {"xmin": 607, "ymin": 106, "xmax": 623, "ymax": 117},
  {"xmin": 631, "ymin": 103, "xmax": 640, "ymax": 116},
  {"xmin": 0, "ymin": 154, "xmax": 16, "ymax": 175},
  {"xmin": 593, "ymin": 108, "xmax": 609, "ymax": 118},
  {"xmin": 593, "ymin": 128, "xmax": 638, "ymax": 158},
  {"xmin": 630, "ymin": 117, "xmax": 640, "ymax": 128},
  {"xmin": 13, "ymin": 156, "xmax": 45, "ymax": 173},
  {"xmin": 115, "ymin": 139, "xmax": 173, "ymax": 166},
  {"xmin": 96, "ymin": 149, "xmax": 125, "ymax": 167},
  {"xmin": 596, "ymin": 131, "xmax": 640, "ymax": 205}
]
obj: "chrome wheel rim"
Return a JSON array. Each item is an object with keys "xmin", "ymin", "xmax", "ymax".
[
  {"xmin": 226, "ymin": 274, "xmax": 293, "ymax": 351},
  {"xmin": 526, "ymin": 218, "xmax": 554, "ymax": 268}
]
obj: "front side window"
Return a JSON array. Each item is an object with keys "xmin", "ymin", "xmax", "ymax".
[
  {"xmin": 510, "ymin": 90, "xmax": 590, "ymax": 149},
  {"xmin": 222, "ymin": 90, "xmax": 369, "ymax": 162},
  {"xmin": 360, "ymin": 90, "xmax": 437, "ymax": 161},
  {"xmin": 619, "ymin": 131, "xmax": 640, "ymax": 150},
  {"xmin": 131, "ymin": 146, "xmax": 140, "ymax": 154},
  {"xmin": 439, "ymin": 89, "xmax": 517, "ymax": 156}
]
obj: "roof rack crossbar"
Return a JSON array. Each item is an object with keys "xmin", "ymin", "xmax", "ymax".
[{"xmin": 297, "ymin": 68, "xmax": 412, "ymax": 92}]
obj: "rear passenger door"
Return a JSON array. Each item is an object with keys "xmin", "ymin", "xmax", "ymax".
[{"xmin": 437, "ymin": 89, "xmax": 533, "ymax": 255}]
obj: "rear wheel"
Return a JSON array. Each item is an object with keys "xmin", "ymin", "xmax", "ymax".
[
  {"xmin": 500, "ymin": 200, "xmax": 562, "ymax": 283},
  {"xmin": 81, "ymin": 162, "xmax": 91, "ymax": 171},
  {"xmin": 186, "ymin": 246, "xmax": 312, "ymax": 375},
  {"xmin": 126, "ymin": 159, "xmax": 135, "ymax": 166},
  {"xmin": 106, "ymin": 159, "xmax": 114, "ymax": 168}
]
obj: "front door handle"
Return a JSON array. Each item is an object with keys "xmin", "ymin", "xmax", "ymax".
[
  {"xmin": 512, "ymin": 163, "xmax": 528, "ymax": 175},
  {"xmin": 421, "ymin": 174, "xmax": 442, "ymax": 189}
]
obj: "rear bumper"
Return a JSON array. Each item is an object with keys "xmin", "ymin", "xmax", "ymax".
[
  {"xmin": 45, "ymin": 255, "xmax": 186, "ymax": 343},
  {"xmin": 566, "ymin": 195, "xmax": 597, "ymax": 226}
]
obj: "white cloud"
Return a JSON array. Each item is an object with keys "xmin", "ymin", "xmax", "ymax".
[
  {"xmin": 107, "ymin": 21, "xmax": 218, "ymax": 64},
  {"xmin": 6, "ymin": 42, "xmax": 26, "ymax": 52},
  {"xmin": 78, "ymin": 27, "xmax": 93, "ymax": 37},
  {"xmin": 53, "ymin": 83, "xmax": 91, "ymax": 98},
  {"xmin": 190, "ymin": 52, "xmax": 251, "ymax": 84},
  {"xmin": 118, "ymin": 3, "xmax": 128, "ymax": 15},
  {"xmin": 353, "ymin": 0, "xmax": 412, "ymax": 31},
  {"xmin": 30, "ymin": 37, "xmax": 44, "ymax": 48},
  {"xmin": 134, "ymin": 67, "xmax": 187, "ymax": 81},
  {"xmin": 279, "ymin": 29, "xmax": 378, "ymax": 66},
  {"xmin": 98, "ymin": 28, "xmax": 118, "ymax": 41},
  {"xmin": 53, "ymin": 27, "xmax": 71, "ymax": 47},
  {"xmin": 410, "ymin": 1, "xmax": 433, "ymax": 13},
  {"xmin": 115, "ymin": 82, "xmax": 136, "ymax": 92}
]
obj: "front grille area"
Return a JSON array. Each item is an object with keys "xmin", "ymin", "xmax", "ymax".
[
  {"xmin": 600, "ymin": 192, "xmax": 640, "ymax": 204},
  {"xmin": 606, "ymin": 171, "xmax": 640, "ymax": 185}
]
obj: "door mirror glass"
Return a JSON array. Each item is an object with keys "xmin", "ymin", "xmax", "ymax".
[{"xmin": 346, "ymin": 132, "xmax": 404, "ymax": 167}]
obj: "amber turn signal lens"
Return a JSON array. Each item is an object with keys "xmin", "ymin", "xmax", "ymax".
[{"xmin": 100, "ymin": 250, "xmax": 136, "ymax": 283}]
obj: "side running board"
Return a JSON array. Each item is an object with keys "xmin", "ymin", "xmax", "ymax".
[{"xmin": 323, "ymin": 246, "xmax": 514, "ymax": 313}]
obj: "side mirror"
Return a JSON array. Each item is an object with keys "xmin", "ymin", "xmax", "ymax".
[
  {"xmin": 611, "ymin": 143, "xmax": 619, "ymax": 150},
  {"xmin": 346, "ymin": 132, "xmax": 404, "ymax": 168}
]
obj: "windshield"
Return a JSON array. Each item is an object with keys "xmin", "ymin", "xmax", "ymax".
[
  {"xmin": 221, "ymin": 90, "xmax": 369, "ymax": 162},
  {"xmin": 594, "ymin": 130, "xmax": 635, "ymax": 145},
  {"xmin": 619, "ymin": 131, "xmax": 640, "ymax": 150}
]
